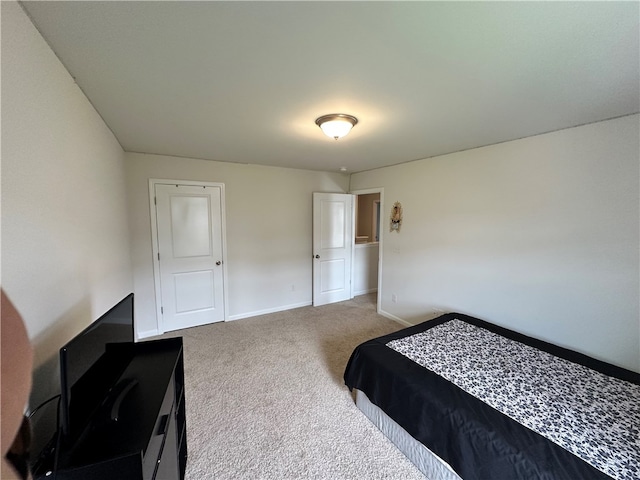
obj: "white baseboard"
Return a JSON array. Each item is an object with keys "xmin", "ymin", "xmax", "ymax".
[
  {"xmin": 354, "ymin": 288, "xmax": 378, "ymax": 296},
  {"xmin": 227, "ymin": 301, "xmax": 312, "ymax": 321},
  {"xmin": 136, "ymin": 302, "xmax": 313, "ymax": 337},
  {"xmin": 377, "ymin": 308, "xmax": 412, "ymax": 328},
  {"xmin": 138, "ymin": 299, "xmax": 399, "ymax": 334}
]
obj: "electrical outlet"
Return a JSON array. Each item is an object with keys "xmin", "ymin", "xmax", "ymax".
[{"xmin": 392, "ymin": 293, "xmax": 397, "ymax": 303}]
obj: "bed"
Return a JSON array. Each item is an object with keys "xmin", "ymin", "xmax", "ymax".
[{"xmin": 344, "ymin": 312, "xmax": 640, "ymax": 480}]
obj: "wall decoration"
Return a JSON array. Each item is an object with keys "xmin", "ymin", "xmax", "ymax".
[{"xmin": 390, "ymin": 201, "xmax": 403, "ymax": 232}]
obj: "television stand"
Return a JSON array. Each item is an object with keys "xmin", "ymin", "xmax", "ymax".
[{"xmin": 40, "ymin": 337, "xmax": 187, "ymax": 480}]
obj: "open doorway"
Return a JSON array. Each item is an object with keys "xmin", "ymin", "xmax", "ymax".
[
  {"xmin": 355, "ymin": 193, "xmax": 380, "ymax": 245},
  {"xmin": 351, "ymin": 188, "xmax": 383, "ymax": 310}
]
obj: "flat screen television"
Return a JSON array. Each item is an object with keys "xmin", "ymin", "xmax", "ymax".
[{"xmin": 59, "ymin": 293, "xmax": 135, "ymax": 441}]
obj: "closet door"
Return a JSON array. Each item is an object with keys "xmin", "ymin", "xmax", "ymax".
[
  {"xmin": 154, "ymin": 184, "xmax": 225, "ymax": 332},
  {"xmin": 312, "ymin": 192, "xmax": 354, "ymax": 306}
]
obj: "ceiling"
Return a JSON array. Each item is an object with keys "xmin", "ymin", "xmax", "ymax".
[{"xmin": 20, "ymin": 1, "xmax": 639, "ymax": 173}]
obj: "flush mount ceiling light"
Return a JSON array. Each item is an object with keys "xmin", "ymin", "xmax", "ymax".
[{"xmin": 315, "ymin": 114, "xmax": 358, "ymax": 140}]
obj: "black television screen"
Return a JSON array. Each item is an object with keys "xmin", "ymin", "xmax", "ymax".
[{"xmin": 59, "ymin": 293, "xmax": 134, "ymax": 439}]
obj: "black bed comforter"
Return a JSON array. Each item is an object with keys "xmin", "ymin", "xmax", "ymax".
[{"xmin": 343, "ymin": 313, "xmax": 640, "ymax": 480}]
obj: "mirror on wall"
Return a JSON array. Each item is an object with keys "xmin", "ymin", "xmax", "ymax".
[{"xmin": 355, "ymin": 193, "xmax": 381, "ymax": 244}]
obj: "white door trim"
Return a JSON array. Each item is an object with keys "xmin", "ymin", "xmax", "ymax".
[
  {"xmin": 149, "ymin": 178, "xmax": 229, "ymax": 334},
  {"xmin": 350, "ymin": 187, "xmax": 384, "ymax": 314}
]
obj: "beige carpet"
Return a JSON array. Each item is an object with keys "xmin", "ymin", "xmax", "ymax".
[{"xmin": 163, "ymin": 294, "xmax": 426, "ymax": 479}]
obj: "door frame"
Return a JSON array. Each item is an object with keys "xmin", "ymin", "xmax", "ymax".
[
  {"xmin": 149, "ymin": 178, "xmax": 229, "ymax": 334},
  {"xmin": 350, "ymin": 187, "xmax": 384, "ymax": 314}
]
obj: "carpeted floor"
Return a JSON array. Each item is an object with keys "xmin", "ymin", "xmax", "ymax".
[{"xmin": 162, "ymin": 294, "xmax": 426, "ymax": 479}]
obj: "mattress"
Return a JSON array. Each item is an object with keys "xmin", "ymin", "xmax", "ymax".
[
  {"xmin": 354, "ymin": 388, "xmax": 461, "ymax": 480},
  {"xmin": 344, "ymin": 313, "xmax": 640, "ymax": 480}
]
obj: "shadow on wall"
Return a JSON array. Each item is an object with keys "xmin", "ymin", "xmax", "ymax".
[{"xmin": 27, "ymin": 297, "xmax": 92, "ymax": 469}]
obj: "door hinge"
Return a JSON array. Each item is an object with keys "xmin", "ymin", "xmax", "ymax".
[
  {"xmin": 154, "ymin": 196, "xmax": 157, "ymax": 205},
  {"xmin": 161, "ymin": 306, "xmax": 164, "ymax": 314},
  {"xmin": 158, "ymin": 252, "xmax": 160, "ymax": 261}
]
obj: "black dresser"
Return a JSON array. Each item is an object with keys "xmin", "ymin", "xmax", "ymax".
[{"xmin": 44, "ymin": 337, "xmax": 187, "ymax": 480}]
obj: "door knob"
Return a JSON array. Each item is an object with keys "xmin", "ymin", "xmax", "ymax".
[
  {"xmin": 314, "ymin": 255, "xmax": 320, "ymax": 259},
  {"xmin": 216, "ymin": 261, "xmax": 222, "ymax": 265}
]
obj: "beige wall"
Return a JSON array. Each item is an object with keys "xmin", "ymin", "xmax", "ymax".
[
  {"xmin": 2, "ymin": 2, "xmax": 134, "ymax": 404},
  {"xmin": 124, "ymin": 153, "xmax": 349, "ymax": 336},
  {"xmin": 351, "ymin": 115, "xmax": 640, "ymax": 372},
  {"xmin": 354, "ymin": 244, "xmax": 379, "ymax": 295}
]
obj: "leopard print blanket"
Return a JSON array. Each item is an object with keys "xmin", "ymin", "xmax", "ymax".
[{"xmin": 387, "ymin": 319, "xmax": 639, "ymax": 480}]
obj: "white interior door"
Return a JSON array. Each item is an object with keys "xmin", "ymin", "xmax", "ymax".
[
  {"xmin": 313, "ymin": 192, "xmax": 354, "ymax": 306},
  {"xmin": 155, "ymin": 184, "xmax": 225, "ymax": 332}
]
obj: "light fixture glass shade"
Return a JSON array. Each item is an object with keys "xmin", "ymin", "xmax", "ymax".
[{"xmin": 315, "ymin": 114, "xmax": 358, "ymax": 140}]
